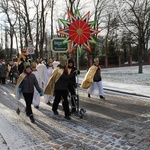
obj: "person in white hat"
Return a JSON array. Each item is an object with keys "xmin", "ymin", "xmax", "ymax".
[{"xmin": 81, "ymin": 57, "xmax": 105, "ymax": 100}]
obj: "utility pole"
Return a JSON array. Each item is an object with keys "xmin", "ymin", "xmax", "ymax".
[{"xmin": 50, "ymin": 0, "xmax": 54, "ymax": 58}]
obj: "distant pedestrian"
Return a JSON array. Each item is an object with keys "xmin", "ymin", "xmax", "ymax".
[
  {"xmin": 9, "ymin": 62, "xmax": 19, "ymax": 83},
  {"xmin": 14, "ymin": 65, "xmax": 42, "ymax": 123},
  {"xmin": 12, "ymin": 62, "xmax": 19, "ymax": 83},
  {"xmin": 0, "ymin": 61, "xmax": 8, "ymax": 84},
  {"xmin": 44, "ymin": 55, "xmax": 79, "ymax": 120},
  {"xmin": 9, "ymin": 65, "xmax": 14, "ymax": 83},
  {"xmin": 18, "ymin": 58, "xmax": 25, "ymax": 74},
  {"xmin": 81, "ymin": 57, "xmax": 105, "ymax": 99}
]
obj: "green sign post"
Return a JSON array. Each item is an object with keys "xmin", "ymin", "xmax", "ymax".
[{"xmin": 51, "ymin": 38, "xmax": 69, "ymax": 52}]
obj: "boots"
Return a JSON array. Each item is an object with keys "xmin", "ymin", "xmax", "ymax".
[
  {"xmin": 29, "ymin": 114, "xmax": 35, "ymax": 123},
  {"xmin": 25, "ymin": 107, "xmax": 29, "ymax": 116},
  {"xmin": 100, "ymin": 95, "xmax": 105, "ymax": 100}
]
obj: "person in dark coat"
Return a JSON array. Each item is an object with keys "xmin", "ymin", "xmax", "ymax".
[
  {"xmin": 0, "ymin": 61, "xmax": 8, "ymax": 84},
  {"xmin": 18, "ymin": 58, "xmax": 25, "ymax": 74},
  {"xmin": 15, "ymin": 65, "xmax": 42, "ymax": 123},
  {"xmin": 12, "ymin": 62, "xmax": 19, "ymax": 83},
  {"xmin": 67, "ymin": 58, "xmax": 79, "ymax": 113},
  {"xmin": 44, "ymin": 55, "xmax": 79, "ymax": 120}
]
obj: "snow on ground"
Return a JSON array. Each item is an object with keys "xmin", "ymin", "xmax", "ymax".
[
  {"xmin": 0, "ymin": 65, "xmax": 150, "ymax": 150},
  {"xmin": 79, "ymin": 65, "xmax": 150, "ymax": 97}
]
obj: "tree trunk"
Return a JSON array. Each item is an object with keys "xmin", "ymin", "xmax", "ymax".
[
  {"xmin": 105, "ymin": 55, "xmax": 108, "ymax": 68},
  {"xmin": 10, "ymin": 34, "xmax": 13, "ymax": 59},
  {"xmin": 118, "ymin": 55, "xmax": 121, "ymax": 67},
  {"xmin": 35, "ymin": 7, "xmax": 39, "ymax": 59},
  {"xmin": 128, "ymin": 55, "xmax": 132, "ymax": 66},
  {"xmin": 138, "ymin": 45, "xmax": 143, "ymax": 73}
]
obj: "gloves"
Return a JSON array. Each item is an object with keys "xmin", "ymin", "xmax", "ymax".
[
  {"xmin": 39, "ymin": 91, "xmax": 43, "ymax": 96},
  {"xmin": 18, "ymin": 88, "xmax": 22, "ymax": 93},
  {"xmin": 74, "ymin": 70, "xmax": 80, "ymax": 75}
]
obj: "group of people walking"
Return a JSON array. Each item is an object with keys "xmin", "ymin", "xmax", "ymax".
[
  {"xmin": 0, "ymin": 59, "xmax": 19, "ymax": 84},
  {"xmin": 12, "ymin": 55, "xmax": 105, "ymax": 123}
]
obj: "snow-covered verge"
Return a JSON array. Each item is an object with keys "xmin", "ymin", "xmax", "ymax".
[{"xmin": 79, "ymin": 65, "xmax": 150, "ymax": 97}]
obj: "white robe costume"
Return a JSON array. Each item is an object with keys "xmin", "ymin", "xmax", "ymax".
[
  {"xmin": 53, "ymin": 61, "xmax": 60, "ymax": 69},
  {"xmin": 36, "ymin": 63, "xmax": 47, "ymax": 85},
  {"xmin": 87, "ymin": 81, "xmax": 104, "ymax": 96},
  {"xmin": 32, "ymin": 70, "xmax": 43, "ymax": 107},
  {"xmin": 44, "ymin": 66, "xmax": 54, "ymax": 103},
  {"xmin": 81, "ymin": 65, "xmax": 104, "ymax": 97}
]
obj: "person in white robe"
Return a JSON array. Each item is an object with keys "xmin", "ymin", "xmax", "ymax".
[
  {"xmin": 31, "ymin": 62, "xmax": 43, "ymax": 108},
  {"xmin": 44, "ymin": 58, "xmax": 54, "ymax": 105},
  {"xmin": 81, "ymin": 58, "xmax": 105, "ymax": 99},
  {"xmin": 52, "ymin": 57, "xmax": 60, "ymax": 69}
]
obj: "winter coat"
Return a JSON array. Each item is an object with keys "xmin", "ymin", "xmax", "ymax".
[
  {"xmin": 44, "ymin": 64, "xmax": 75, "ymax": 95},
  {"xmin": 67, "ymin": 66, "xmax": 78, "ymax": 87},
  {"xmin": 12, "ymin": 65, "xmax": 19, "ymax": 79},
  {"xmin": 19, "ymin": 72, "xmax": 41, "ymax": 93},
  {"xmin": 55, "ymin": 71, "xmax": 75, "ymax": 91},
  {"xmin": 0, "ymin": 64, "xmax": 8, "ymax": 77},
  {"xmin": 93, "ymin": 67, "xmax": 101, "ymax": 82},
  {"xmin": 18, "ymin": 62, "xmax": 24, "ymax": 74}
]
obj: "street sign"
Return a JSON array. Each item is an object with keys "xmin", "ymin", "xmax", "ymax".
[
  {"xmin": 28, "ymin": 39, "xmax": 33, "ymax": 47},
  {"xmin": 51, "ymin": 38, "xmax": 69, "ymax": 52},
  {"xmin": 27, "ymin": 47, "xmax": 34, "ymax": 54}
]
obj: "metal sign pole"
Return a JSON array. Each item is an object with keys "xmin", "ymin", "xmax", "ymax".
[{"xmin": 76, "ymin": 48, "xmax": 79, "ymax": 96}]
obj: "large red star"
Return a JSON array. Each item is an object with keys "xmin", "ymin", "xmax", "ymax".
[{"xmin": 57, "ymin": 9, "xmax": 100, "ymax": 53}]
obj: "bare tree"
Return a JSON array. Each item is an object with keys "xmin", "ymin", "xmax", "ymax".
[
  {"xmin": 0, "ymin": 0, "xmax": 18, "ymax": 59},
  {"xmin": 117, "ymin": 0, "xmax": 150, "ymax": 73},
  {"xmin": 92, "ymin": 0, "xmax": 117, "ymax": 67}
]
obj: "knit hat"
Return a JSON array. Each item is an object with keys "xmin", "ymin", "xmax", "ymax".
[
  {"xmin": 24, "ymin": 61, "xmax": 31, "ymax": 68},
  {"xmin": 25, "ymin": 65, "xmax": 31, "ymax": 69},
  {"xmin": 48, "ymin": 58, "xmax": 53, "ymax": 64},
  {"xmin": 59, "ymin": 55, "xmax": 67, "ymax": 61},
  {"xmin": 31, "ymin": 62, "xmax": 37, "ymax": 68},
  {"xmin": 94, "ymin": 58, "xmax": 99, "ymax": 63},
  {"xmin": 68, "ymin": 58, "xmax": 74, "ymax": 64}
]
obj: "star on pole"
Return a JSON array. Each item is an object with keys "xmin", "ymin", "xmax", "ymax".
[{"xmin": 57, "ymin": 9, "xmax": 100, "ymax": 53}]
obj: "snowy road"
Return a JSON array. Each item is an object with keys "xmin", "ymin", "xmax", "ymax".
[{"xmin": 0, "ymin": 65, "xmax": 150, "ymax": 150}]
